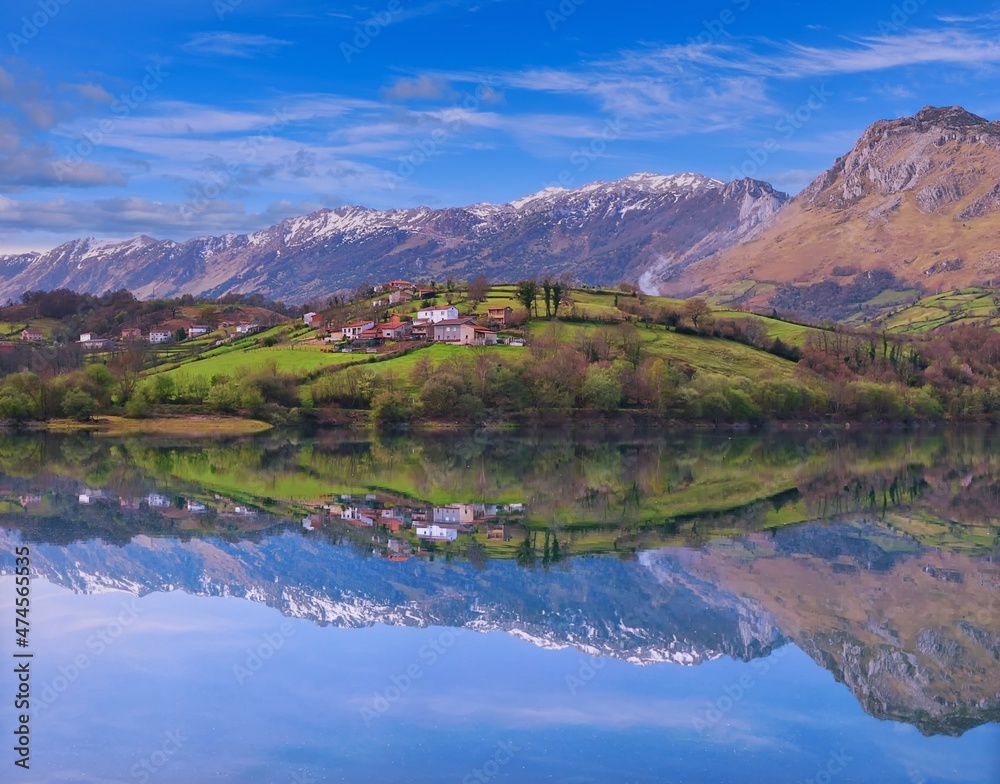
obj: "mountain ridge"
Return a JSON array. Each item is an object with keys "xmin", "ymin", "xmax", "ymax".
[{"xmin": 0, "ymin": 173, "xmax": 787, "ymax": 305}]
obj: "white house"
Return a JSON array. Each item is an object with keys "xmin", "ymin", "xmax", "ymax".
[
  {"xmin": 188, "ymin": 325, "xmax": 210, "ymax": 336},
  {"xmin": 415, "ymin": 524, "xmax": 459, "ymax": 541},
  {"xmin": 341, "ymin": 320, "xmax": 375, "ymax": 339},
  {"xmin": 417, "ymin": 305, "xmax": 459, "ymax": 323},
  {"xmin": 236, "ymin": 323, "xmax": 261, "ymax": 335},
  {"xmin": 149, "ymin": 329, "xmax": 172, "ymax": 344}
]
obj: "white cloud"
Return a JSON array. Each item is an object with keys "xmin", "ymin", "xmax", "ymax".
[{"xmin": 183, "ymin": 32, "xmax": 292, "ymax": 58}]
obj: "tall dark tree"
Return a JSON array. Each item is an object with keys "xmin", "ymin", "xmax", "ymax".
[{"xmin": 515, "ymin": 280, "xmax": 539, "ymax": 318}]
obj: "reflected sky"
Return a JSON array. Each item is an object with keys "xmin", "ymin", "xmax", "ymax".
[{"xmin": 3, "ymin": 578, "xmax": 997, "ymax": 784}]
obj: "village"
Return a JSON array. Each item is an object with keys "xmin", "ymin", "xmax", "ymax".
[
  {"xmin": 11, "ymin": 480, "xmax": 526, "ymax": 565},
  {"xmin": 11, "ymin": 279, "xmax": 526, "ymax": 353}
]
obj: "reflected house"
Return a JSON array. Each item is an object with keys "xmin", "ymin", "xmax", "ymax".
[
  {"xmin": 147, "ymin": 493, "xmax": 171, "ymax": 508},
  {"xmin": 18, "ymin": 495, "xmax": 41, "ymax": 507},
  {"xmin": 433, "ymin": 504, "xmax": 476, "ymax": 525},
  {"xmin": 341, "ymin": 507, "xmax": 375, "ymax": 526},
  {"xmin": 415, "ymin": 524, "xmax": 459, "ymax": 541},
  {"xmin": 185, "ymin": 500, "xmax": 208, "ymax": 513},
  {"xmin": 487, "ymin": 523, "xmax": 506, "ymax": 541},
  {"xmin": 302, "ymin": 515, "xmax": 324, "ymax": 531}
]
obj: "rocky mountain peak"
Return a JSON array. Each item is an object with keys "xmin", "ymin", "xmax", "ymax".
[{"xmin": 800, "ymin": 105, "xmax": 1000, "ymax": 210}]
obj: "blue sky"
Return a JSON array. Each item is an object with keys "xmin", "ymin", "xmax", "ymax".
[{"xmin": 3, "ymin": 0, "xmax": 1000, "ymax": 252}]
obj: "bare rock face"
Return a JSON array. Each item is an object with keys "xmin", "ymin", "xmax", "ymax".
[
  {"xmin": 660, "ymin": 105, "xmax": 1000, "ymax": 312},
  {"xmin": 0, "ymin": 173, "xmax": 788, "ymax": 304}
]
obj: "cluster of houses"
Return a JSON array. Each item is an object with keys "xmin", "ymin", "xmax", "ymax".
[
  {"xmin": 301, "ymin": 494, "xmax": 524, "ymax": 560},
  {"xmin": 326, "ymin": 304, "xmax": 518, "ymax": 350},
  {"xmin": 16, "ymin": 322, "xmax": 261, "ymax": 349}
]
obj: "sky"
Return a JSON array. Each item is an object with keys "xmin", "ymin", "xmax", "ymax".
[{"xmin": 2, "ymin": 0, "xmax": 1000, "ymax": 253}]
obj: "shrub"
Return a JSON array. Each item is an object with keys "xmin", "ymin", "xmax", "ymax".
[{"xmin": 62, "ymin": 389, "xmax": 97, "ymax": 421}]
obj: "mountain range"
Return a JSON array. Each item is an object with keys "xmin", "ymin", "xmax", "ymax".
[
  {"xmin": 1, "ymin": 105, "xmax": 998, "ymax": 314},
  {"xmin": 2, "ymin": 518, "xmax": 997, "ymax": 735}
]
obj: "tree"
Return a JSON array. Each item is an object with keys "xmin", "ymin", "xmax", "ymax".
[
  {"xmin": 174, "ymin": 328, "xmax": 188, "ymax": 342},
  {"xmin": 62, "ymin": 389, "xmax": 97, "ymax": 421},
  {"xmin": 551, "ymin": 281, "xmax": 564, "ymax": 317},
  {"xmin": 682, "ymin": 298, "xmax": 712, "ymax": 331},
  {"xmin": 467, "ymin": 275, "xmax": 490, "ymax": 304},
  {"xmin": 542, "ymin": 279, "xmax": 552, "ymax": 318},
  {"xmin": 515, "ymin": 280, "xmax": 539, "ymax": 318}
]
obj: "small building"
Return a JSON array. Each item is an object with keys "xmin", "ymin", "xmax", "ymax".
[
  {"xmin": 80, "ymin": 336, "xmax": 114, "ymax": 351},
  {"xmin": 487, "ymin": 306, "xmax": 514, "ymax": 326},
  {"xmin": 433, "ymin": 504, "xmax": 476, "ymax": 525},
  {"xmin": 415, "ymin": 524, "xmax": 459, "ymax": 542},
  {"xmin": 79, "ymin": 332, "xmax": 95, "ymax": 343},
  {"xmin": 303, "ymin": 312, "xmax": 324, "ymax": 329},
  {"xmin": 188, "ymin": 325, "xmax": 210, "ymax": 337},
  {"xmin": 21, "ymin": 329, "xmax": 42, "ymax": 342},
  {"xmin": 460, "ymin": 324, "xmax": 498, "ymax": 346},
  {"xmin": 148, "ymin": 329, "xmax": 172, "ymax": 344},
  {"xmin": 236, "ymin": 323, "xmax": 261, "ymax": 335},
  {"xmin": 431, "ymin": 318, "xmax": 475, "ymax": 343},
  {"xmin": 417, "ymin": 305, "xmax": 460, "ymax": 323},
  {"xmin": 341, "ymin": 320, "xmax": 375, "ymax": 340},
  {"xmin": 120, "ymin": 328, "xmax": 142, "ymax": 340},
  {"xmin": 387, "ymin": 279, "xmax": 414, "ymax": 288},
  {"xmin": 380, "ymin": 315, "xmax": 412, "ymax": 341}
]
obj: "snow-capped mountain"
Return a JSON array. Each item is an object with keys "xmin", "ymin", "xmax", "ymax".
[
  {"xmin": 0, "ymin": 528, "xmax": 784, "ymax": 668},
  {"xmin": 0, "ymin": 173, "xmax": 788, "ymax": 304}
]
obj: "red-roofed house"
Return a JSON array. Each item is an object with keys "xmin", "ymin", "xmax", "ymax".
[
  {"xmin": 341, "ymin": 320, "xmax": 375, "ymax": 339},
  {"xmin": 380, "ymin": 315, "xmax": 412, "ymax": 340},
  {"xmin": 21, "ymin": 329, "xmax": 42, "ymax": 342}
]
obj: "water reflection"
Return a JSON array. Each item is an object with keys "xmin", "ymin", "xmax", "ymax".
[{"xmin": 0, "ymin": 429, "xmax": 997, "ymax": 781}]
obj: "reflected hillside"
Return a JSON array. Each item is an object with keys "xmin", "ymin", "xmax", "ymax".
[{"xmin": 0, "ymin": 429, "xmax": 997, "ymax": 556}]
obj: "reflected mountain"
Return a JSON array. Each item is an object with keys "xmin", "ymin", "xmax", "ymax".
[{"xmin": 0, "ymin": 429, "xmax": 997, "ymax": 736}]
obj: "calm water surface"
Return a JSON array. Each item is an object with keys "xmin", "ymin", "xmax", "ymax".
[{"xmin": 0, "ymin": 428, "xmax": 997, "ymax": 783}]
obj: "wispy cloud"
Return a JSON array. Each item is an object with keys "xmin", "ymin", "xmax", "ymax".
[{"xmin": 183, "ymin": 32, "xmax": 292, "ymax": 59}]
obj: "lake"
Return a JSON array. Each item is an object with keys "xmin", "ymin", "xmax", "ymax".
[{"xmin": 0, "ymin": 427, "xmax": 997, "ymax": 783}]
